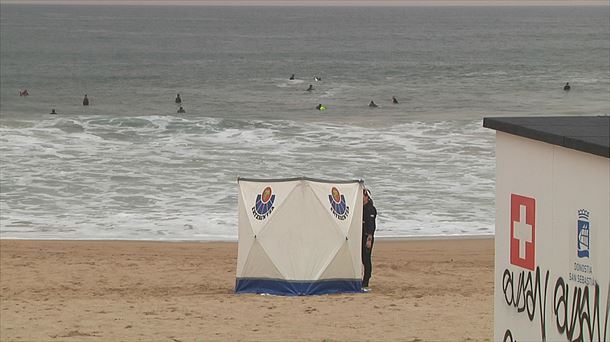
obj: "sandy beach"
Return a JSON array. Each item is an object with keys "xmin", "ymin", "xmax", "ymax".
[{"xmin": 0, "ymin": 238, "xmax": 493, "ymax": 341}]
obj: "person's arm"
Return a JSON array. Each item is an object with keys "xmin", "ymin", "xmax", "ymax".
[
  {"xmin": 364, "ymin": 206, "xmax": 377, "ymax": 248},
  {"xmin": 365, "ymin": 206, "xmax": 377, "ymax": 235}
]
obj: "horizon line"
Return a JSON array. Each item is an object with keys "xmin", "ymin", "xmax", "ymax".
[{"xmin": 1, "ymin": 0, "xmax": 609, "ymax": 6}]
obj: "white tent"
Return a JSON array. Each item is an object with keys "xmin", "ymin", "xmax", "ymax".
[{"xmin": 235, "ymin": 177, "xmax": 364, "ymax": 295}]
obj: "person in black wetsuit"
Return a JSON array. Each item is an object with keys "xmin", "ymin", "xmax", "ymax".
[
  {"xmin": 392, "ymin": 96, "xmax": 399, "ymax": 104},
  {"xmin": 175, "ymin": 93, "xmax": 182, "ymax": 104},
  {"xmin": 563, "ymin": 82, "xmax": 571, "ymax": 91},
  {"xmin": 82, "ymin": 94, "xmax": 89, "ymax": 106},
  {"xmin": 362, "ymin": 187, "xmax": 377, "ymax": 290}
]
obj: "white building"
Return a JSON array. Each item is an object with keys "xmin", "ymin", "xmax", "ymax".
[{"xmin": 484, "ymin": 116, "xmax": 609, "ymax": 342}]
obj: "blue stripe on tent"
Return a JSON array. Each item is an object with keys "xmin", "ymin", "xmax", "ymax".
[{"xmin": 235, "ymin": 278, "xmax": 363, "ymax": 296}]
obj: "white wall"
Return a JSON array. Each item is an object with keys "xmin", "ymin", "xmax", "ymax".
[{"xmin": 494, "ymin": 131, "xmax": 609, "ymax": 342}]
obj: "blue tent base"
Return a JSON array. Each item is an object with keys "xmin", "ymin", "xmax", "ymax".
[{"xmin": 235, "ymin": 278, "xmax": 363, "ymax": 296}]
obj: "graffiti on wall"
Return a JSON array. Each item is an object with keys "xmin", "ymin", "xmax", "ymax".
[{"xmin": 502, "ymin": 267, "xmax": 610, "ymax": 342}]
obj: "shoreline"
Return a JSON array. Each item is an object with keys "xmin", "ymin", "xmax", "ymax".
[
  {"xmin": 0, "ymin": 233, "xmax": 494, "ymax": 243},
  {"xmin": 1, "ymin": 238, "xmax": 494, "ymax": 341}
]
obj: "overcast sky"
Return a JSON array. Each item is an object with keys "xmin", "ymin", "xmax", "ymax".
[{"xmin": 1, "ymin": 0, "xmax": 608, "ymax": 5}]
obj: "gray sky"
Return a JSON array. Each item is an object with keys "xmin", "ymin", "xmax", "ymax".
[{"xmin": 1, "ymin": 0, "xmax": 608, "ymax": 5}]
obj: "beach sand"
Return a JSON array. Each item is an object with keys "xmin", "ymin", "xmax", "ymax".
[{"xmin": 0, "ymin": 238, "xmax": 493, "ymax": 341}]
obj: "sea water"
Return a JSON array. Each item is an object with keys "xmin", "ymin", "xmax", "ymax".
[{"xmin": 1, "ymin": 5, "xmax": 609, "ymax": 240}]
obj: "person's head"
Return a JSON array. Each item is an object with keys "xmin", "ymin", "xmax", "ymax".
[{"xmin": 363, "ymin": 188, "xmax": 372, "ymax": 204}]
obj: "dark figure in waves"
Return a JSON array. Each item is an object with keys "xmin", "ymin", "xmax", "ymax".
[
  {"xmin": 82, "ymin": 94, "xmax": 89, "ymax": 106},
  {"xmin": 177, "ymin": 106, "xmax": 186, "ymax": 113},
  {"xmin": 369, "ymin": 100, "xmax": 378, "ymax": 108},
  {"xmin": 175, "ymin": 93, "xmax": 182, "ymax": 104},
  {"xmin": 563, "ymin": 82, "xmax": 571, "ymax": 91},
  {"xmin": 289, "ymin": 74, "xmax": 295, "ymax": 80}
]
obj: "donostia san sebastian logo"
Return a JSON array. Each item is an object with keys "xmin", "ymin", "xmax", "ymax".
[
  {"xmin": 252, "ymin": 186, "xmax": 275, "ymax": 220},
  {"xmin": 571, "ymin": 209, "xmax": 594, "ymax": 286},
  {"xmin": 328, "ymin": 187, "xmax": 349, "ymax": 220},
  {"xmin": 577, "ymin": 209, "xmax": 590, "ymax": 258}
]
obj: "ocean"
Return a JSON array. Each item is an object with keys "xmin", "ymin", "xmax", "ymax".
[{"xmin": 1, "ymin": 4, "xmax": 609, "ymax": 240}]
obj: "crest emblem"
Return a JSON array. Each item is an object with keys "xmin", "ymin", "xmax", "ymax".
[
  {"xmin": 329, "ymin": 187, "xmax": 349, "ymax": 220},
  {"xmin": 252, "ymin": 186, "xmax": 275, "ymax": 220},
  {"xmin": 577, "ymin": 209, "xmax": 590, "ymax": 258}
]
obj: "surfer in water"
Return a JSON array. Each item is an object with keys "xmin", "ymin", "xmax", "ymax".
[
  {"xmin": 19, "ymin": 89, "xmax": 29, "ymax": 96},
  {"xmin": 289, "ymin": 74, "xmax": 295, "ymax": 80},
  {"xmin": 563, "ymin": 82, "xmax": 571, "ymax": 91},
  {"xmin": 82, "ymin": 94, "xmax": 89, "ymax": 106},
  {"xmin": 369, "ymin": 100, "xmax": 378, "ymax": 108},
  {"xmin": 316, "ymin": 104, "xmax": 326, "ymax": 111},
  {"xmin": 177, "ymin": 106, "xmax": 186, "ymax": 113},
  {"xmin": 392, "ymin": 96, "xmax": 399, "ymax": 104},
  {"xmin": 314, "ymin": 76, "xmax": 321, "ymax": 82},
  {"xmin": 306, "ymin": 84, "xmax": 314, "ymax": 91},
  {"xmin": 50, "ymin": 109, "xmax": 57, "ymax": 115},
  {"xmin": 175, "ymin": 93, "xmax": 182, "ymax": 104}
]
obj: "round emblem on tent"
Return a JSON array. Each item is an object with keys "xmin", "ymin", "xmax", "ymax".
[
  {"xmin": 252, "ymin": 186, "xmax": 275, "ymax": 220},
  {"xmin": 331, "ymin": 187, "xmax": 341, "ymax": 203},
  {"xmin": 328, "ymin": 187, "xmax": 349, "ymax": 220},
  {"xmin": 261, "ymin": 187, "xmax": 273, "ymax": 203}
]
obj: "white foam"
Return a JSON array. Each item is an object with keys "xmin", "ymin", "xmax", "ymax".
[{"xmin": 1, "ymin": 116, "xmax": 496, "ymax": 241}]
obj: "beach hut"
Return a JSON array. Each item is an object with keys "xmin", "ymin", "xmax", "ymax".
[
  {"xmin": 235, "ymin": 177, "xmax": 364, "ymax": 295},
  {"xmin": 484, "ymin": 116, "xmax": 609, "ymax": 342}
]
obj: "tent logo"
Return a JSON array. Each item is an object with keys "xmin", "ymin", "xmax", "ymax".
[
  {"xmin": 252, "ymin": 186, "xmax": 275, "ymax": 220},
  {"xmin": 577, "ymin": 209, "xmax": 590, "ymax": 258},
  {"xmin": 328, "ymin": 187, "xmax": 350, "ymax": 220}
]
